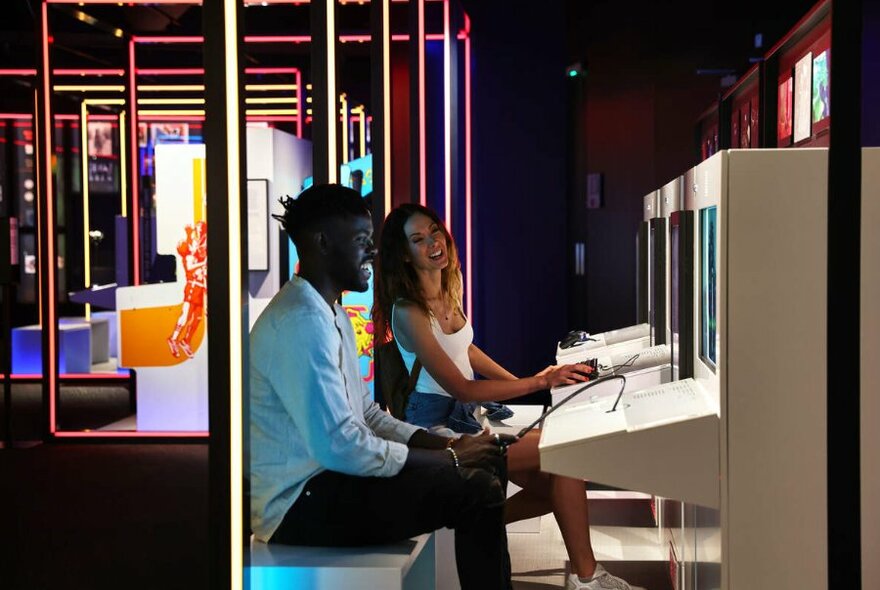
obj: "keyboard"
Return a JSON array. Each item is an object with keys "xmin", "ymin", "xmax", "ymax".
[{"xmin": 622, "ymin": 378, "xmax": 713, "ymax": 431}]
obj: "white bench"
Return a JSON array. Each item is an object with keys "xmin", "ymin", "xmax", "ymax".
[{"xmin": 248, "ymin": 533, "xmax": 436, "ymax": 590}]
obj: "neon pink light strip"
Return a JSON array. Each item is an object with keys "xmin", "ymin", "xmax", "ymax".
[
  {"xmin": 418, "ymin": 0, "xmax": 426, "ymax": 206},
  {"xmin": 0, "ymin": 69, "xmax": 37, "ymax": 76},
  {"xmin": 55, "ymin": 431, "xmax": 210, "ymax": 438},
  {"xmin": 128, "ymin": 39, "xmax": 141, "ymax": 286},
  {"xmin": 464, "ymin": 14, "xmax": 473, "ymax": 321},
  {"xmin": 443, "ymin": 0, "xmax": 451, "ymax": 231},
  {"xmin": 0, "ymin": 113, "xmax": 34, "ymax": 120},
  {"xmin": 40, "ymin": 0, "xmax": 58, "ymax": 434},
  {"xmin": 243, "ymin": 35, "xmax": 311, "ymax": 43},
  {"xmin": 135, "ymin": 67, "xmax": 301, "ymax": 76}
]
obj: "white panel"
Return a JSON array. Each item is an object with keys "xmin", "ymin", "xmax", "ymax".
[
  {"xmin": 154, "ymin": 143, "xmax": 205, "ymax": 256},
  {"xmin": 246, "ymin": 126, "xmax": 274, "ymax": 181},
  {"xmin": 725, "ymin": 148, "xmax": 827, "ymax": 590},
  {"xmin": 862, "ymin": 148, "xmax": 880, "ymax": 590}
]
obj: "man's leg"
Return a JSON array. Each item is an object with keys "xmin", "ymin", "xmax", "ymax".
[{"xmin": 270, "ymin": 465, "xmax": 511, "ymax": 590}]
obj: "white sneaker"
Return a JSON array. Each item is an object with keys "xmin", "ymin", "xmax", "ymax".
[{"xmin": 565, "ymin": 564, "xmax": 646, "ymax": 590}]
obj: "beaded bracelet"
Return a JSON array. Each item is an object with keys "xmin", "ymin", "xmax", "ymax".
[
  {"xmin": 445, "ymin": 437, "xmax": 456, "ymax": 449},
  {"xmin": 445, "ymin": 446, "xmax": 460, "ymax": 469}
]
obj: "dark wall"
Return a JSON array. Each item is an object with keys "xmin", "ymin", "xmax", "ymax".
[{"xmin": 463, "ymin": 0, "xmax": 569, "ymax": 380}]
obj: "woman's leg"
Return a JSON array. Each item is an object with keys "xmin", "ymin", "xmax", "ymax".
[
  {"xmin": 505, "ymin": 469, "xmax": 552, "ymax": 524},
  {"xmin": 505, "ymin": 430, "xmax": 597, "ymax": 578}
]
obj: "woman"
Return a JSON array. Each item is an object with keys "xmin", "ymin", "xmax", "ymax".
[{"xmin": 373, "ymin": 204, "xmax": 642, "ymax": 590}]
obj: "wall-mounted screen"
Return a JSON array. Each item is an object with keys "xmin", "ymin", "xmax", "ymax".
[
  {"xmin": 812, "ymin": 49, "xmax": 830, "ymax": 126},
  {"xmin": 793, "ymin": 52, "xmax": 813, "ymax": 143},
  {"xmin": 778, "ymin": 76, "xmax": 793, "ymax": 144},
  {"xmin": 699, "ymin": 206, "xmax": 718, "ymax": 371}
]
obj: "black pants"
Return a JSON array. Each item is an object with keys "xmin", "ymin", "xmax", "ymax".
[{"xmin": 270, "ymin": 462, "xmax": 512, "ymax": 590}]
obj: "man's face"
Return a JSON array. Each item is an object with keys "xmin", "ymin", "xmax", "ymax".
[{"xmin": 324, "ymin": 213, "xmax": 375, "ymax": 293}]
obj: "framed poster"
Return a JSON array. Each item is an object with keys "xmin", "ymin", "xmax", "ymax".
[
  {"xmin": 778, "ymin": 76, "xmax": 793, "ymax": 145},
  {"xmin": 247, "ymin": 179, "xmax": 270, "ymax": 271},
  {"xmin": 740, "ymin": 103, "xmax": 751, "ymax": 148},
  {"xmin": 793, "ymin": 52, "xmax": 813, "ymax": 143},
  {"xmin": 812, "ymin": 48, "xmax": 831, "ymax": 134}
]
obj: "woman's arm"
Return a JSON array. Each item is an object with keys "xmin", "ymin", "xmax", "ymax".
[
  {"xmin": 468, "ymin": 344, "xmax": 517, "ymax": 381},
  {"xmin": 394, "ymin": 303, "xmax": 589, "ymax": 403}
]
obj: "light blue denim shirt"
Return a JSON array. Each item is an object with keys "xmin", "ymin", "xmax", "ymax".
[{"xmin": 249, "ymin": 275, "xmax": 421, "ymax": 541}]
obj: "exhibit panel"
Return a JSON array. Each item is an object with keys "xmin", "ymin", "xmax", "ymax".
[{"xmin": 540, "ymin": 148, "xmax": 830, "ymax": 590}]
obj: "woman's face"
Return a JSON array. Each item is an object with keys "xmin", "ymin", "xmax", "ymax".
[{"xmin": 402, "ymin": 212, "xmax": 449, "ymax": 272}]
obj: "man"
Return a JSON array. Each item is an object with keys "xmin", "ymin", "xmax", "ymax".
[{"xmin": 249, "ymin": 184, "xmax": 513, "ymax": 590}]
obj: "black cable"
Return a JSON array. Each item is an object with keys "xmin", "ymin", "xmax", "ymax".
[
  {"xmin": 513, "ymin": 374, "xmax": 627, "ymax": 440},
  {"xmin": 599, "ymin": 353, "xmax": 640, "ymax": 375}
]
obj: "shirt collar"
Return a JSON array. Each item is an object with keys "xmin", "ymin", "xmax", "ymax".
[{"xmin": 292, "ymin": 275, "xmax": 343, "ymax": 321}]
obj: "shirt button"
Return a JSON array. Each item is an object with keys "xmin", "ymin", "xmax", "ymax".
[{"xmin": 306, "ymin": 491, "xmax": 311, "ymax": 496}]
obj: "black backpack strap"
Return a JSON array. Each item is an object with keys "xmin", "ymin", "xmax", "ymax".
[{"xmin": 407, "ymin": 358, "xmax": 422, "ymax": 397}]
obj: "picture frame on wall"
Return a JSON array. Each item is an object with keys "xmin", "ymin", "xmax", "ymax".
[
  {"xmin": 811, "ymin": 48, "xmax": 831, "ymax": 134},
  {"xmin": 793, "ymin": 52, "xmax": 813, "ymax": 143},
  {"xmin": 778, "ymin": 75, "xmax": 793, "ymax": 145},
  {"xmin": 247, "ymin": 179, "xmax": 270, "ymax": 272},
  {"xmin": 740, "ymin": 103, "xmax": 751, "ymax": 148}
]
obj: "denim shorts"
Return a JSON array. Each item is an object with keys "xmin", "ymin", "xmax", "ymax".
[{"xmin": 405, "ymin": 391, "xmax": 483, "ymax": 435}]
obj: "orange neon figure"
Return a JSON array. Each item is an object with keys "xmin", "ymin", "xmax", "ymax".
[{"xmin": 167, "ymin": 221, "xmax": 207, "ymax": 358}]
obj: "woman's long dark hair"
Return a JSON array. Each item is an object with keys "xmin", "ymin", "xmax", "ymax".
[{"xmin": 372, "ymin": 203, "xmax": 463, "ymax": 343}]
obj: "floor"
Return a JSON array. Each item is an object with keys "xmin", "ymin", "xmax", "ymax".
[{"xmin": 507, "ymin": 494, "xmax": 672, "ymax": 590}]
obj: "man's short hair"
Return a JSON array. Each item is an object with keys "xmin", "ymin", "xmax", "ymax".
[{"xmin": 273, "ymin": 183, "xmax": 369, "ymax": 249}]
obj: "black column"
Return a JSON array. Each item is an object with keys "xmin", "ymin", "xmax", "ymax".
[
  {"xmin": 203, "ymin": 1, "xmax": 248, "ymax": 588},
  {"xmin": 370, "ymin": 0, "xmax": 389, "ymax": 227},
  {"xmin": 827, "ymin": 0, "xmax": 862, "ymax": 587}
]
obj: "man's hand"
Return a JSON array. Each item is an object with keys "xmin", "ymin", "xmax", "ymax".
[{"xmin": 453, "ymin": 429, "xmax": 517, "ymax": 469}]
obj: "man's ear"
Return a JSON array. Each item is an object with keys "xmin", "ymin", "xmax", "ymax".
[{"xmin": 313, "ymin": 230, "xmax": 330, "ymax": 254}]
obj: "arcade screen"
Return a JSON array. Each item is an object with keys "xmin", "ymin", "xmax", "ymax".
[
  {"xmin": 778, "ymin": 76, "xmax": 793, "ymax": 144},
  {"xmin": 812, "ymin": 49, "xmax": 830, "ymax": 125},
  {"xmin": 699, "ymin": 206, "xmax": 718, "ymax": 371},
  {"xmin": 793, "ymin": 52, "xmax": 813, "ymax": 143}
]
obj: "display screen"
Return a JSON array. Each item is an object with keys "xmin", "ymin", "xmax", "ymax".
[
  {"xmin": 699, "ymin": 206, "xmax": 718, "ymax": 371},
  {"xmin": 670, "ymin": 222, "xmax": 680, "ymax": 379},
  {"xmin": 793, "ymin": 52, "xmax": 813, "ymax": 143},
  {"xmin": 777, "ymin": 76, "xmax": 793, "ymax": 143},
  {"xmin": 812, "ymin": 49, "xmax": 830, "ymax": 124}
]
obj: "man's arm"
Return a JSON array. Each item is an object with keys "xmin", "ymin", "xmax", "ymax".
[{"xmin": 267, "ymin": 312, "xmax": 409, "ymax": 478}]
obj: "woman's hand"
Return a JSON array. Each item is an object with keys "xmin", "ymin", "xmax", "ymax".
[
  {"xmin": 534, "ymin": 363, "xmax": 593, "ymax": 389},
  {"xmin": 451, "ymin": 429, "xmax": 512, "ymax": 468}
]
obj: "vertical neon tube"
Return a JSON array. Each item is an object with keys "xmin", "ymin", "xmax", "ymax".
[
  {"xmin": 40, "ymin": 0, "xmax": 57, "ymax": 433},
  {"xmin": 359, "ymin": 113, "xmax": 366, "ymax": 158},
  {"xmin": 222, "ymin": 1, "xmax": 243, "ymax": 588},
  {"xmin": 80, "ymin": 101, "xmax": 91, "ymax": 321},
  {"xmin": 119, "ymin": 111, "xmax": 128, "ymax": 218},
  {"xmin": 443, "ymin": 0, "xmax": 451, "ymax": 231},
  {"xmin": 340, "ymin": 93, "xmax": 348, "ymax": 164},
  {"xmin": 464, "ymin": 14, "xmax": 473, "ymax": 322},
  {"xmin": 382, "ymin": 0, "xmax": 392, "ymax": 216},
  {"xmin": 418, "ymin": 0, "xmax": 426, "ymax": 205},
  {"xmin": 326, "ymin": 0, "xmax": 337, "ymax": 183},
  {"xmin": 128, "ymin": 40, "xmax": 141, "ymax": 285}
]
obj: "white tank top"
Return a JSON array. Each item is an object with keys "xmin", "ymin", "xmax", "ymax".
[{"xmin": 392, "ymin": 302, "xmax": 474, "ymax": 398}]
